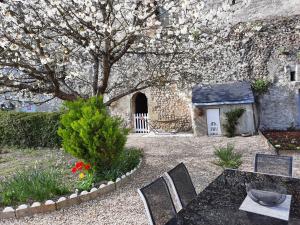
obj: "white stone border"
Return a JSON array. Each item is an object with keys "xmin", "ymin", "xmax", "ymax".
[{"xmin": 0, "ymin": 158, "xmax": 143, "ymax": 220}]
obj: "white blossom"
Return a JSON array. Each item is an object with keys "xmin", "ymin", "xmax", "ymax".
[{"xmin": 0, "ymin": 0, "xmax": 230, "ymax": 105}]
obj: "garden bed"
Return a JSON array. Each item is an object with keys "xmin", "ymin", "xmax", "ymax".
[
  {"xmin": 0, "ymin": 156, "xmax": 143, "ymax": 219},
  {"xmin": 262, "ymin": 130, "xmax": 300, "ymax": 151},
  {"xmin": 0, "ymin": 147, "xmax": 141, "ymax": 209},
  {"xmin": 0, "ymin": 97, "xmax": 142, "ymax": 215}
]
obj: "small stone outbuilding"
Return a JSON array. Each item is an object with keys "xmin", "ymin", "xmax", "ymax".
[{"xmin": 192, "ymin": 81, "xmax": 256, "ymax": 136}]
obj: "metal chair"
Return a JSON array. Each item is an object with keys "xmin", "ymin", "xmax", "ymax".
[
  {"xmin": 164, "ymin": 163, "xmax": 197, "ymax": 210},
  {"xmin": 138, "ymin": 177, "xmax": 177, "ymax": 225},
  {"xmin": 254, "ymin": 153, "xmax": 293, "ymax": 177}
]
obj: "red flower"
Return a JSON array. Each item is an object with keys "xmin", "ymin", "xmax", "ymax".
[
  {"xmin": 84, "ymin": 163, "xmax": 91, "ymax": 170},
  {"xmin": 71, "ymin": 167, "xmax": 77, "ymax": 173},
  {"xmin": 75, "ymin": 161, "xmax": 84, "ymax": 170}
]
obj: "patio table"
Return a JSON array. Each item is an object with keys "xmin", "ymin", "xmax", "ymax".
[{"xmin": 166, "ymin": 169, "xmax": 300, "ymax": 225}]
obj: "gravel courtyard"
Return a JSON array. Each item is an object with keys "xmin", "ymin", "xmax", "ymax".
[{"xmin": 1, "ymin": 134, "xmax": 284, "ymax": 225}]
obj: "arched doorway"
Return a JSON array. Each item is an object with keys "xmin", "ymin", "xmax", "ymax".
[
  {"xmin": 134, "ymin": 93, "xmax": 148, "ymax": 114},
  {"xmin": 132, "ymin": 93, "xmax": 149, "ymax": 133}
]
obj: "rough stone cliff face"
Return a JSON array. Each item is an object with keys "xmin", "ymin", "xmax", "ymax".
[
  {"xmin": 193, "ymin": 15, "xmax": 300, "ymax": 84},
  {"xmin": 110, "ymin": 0, "xmax": 300, "ymax": 132},
  {"xmin": 193, "ymin": 14, "xmax": 300, "ymax": 130},
  {"xmin": 111, "ymin": 11, "xmax": 300, "ymax": 132},
  {"xmin": 201, "ymin": 0, "xmax": 300, "ymax": 26}
]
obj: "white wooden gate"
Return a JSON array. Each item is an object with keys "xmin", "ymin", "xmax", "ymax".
[{"xmin": 134, "ymin": 113, "xmax": 149, "ymax": 133}]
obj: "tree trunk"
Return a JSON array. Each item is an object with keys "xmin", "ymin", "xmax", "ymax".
[
  {"xmin": 99, "ymin": 57, "xmax": 111, "ymax": 95},
  {"xmin": 98, "ymin": 35, "xmax": 111, "ymax": 95},
  {"xmin": 93, "ymin": 56, "xmax": 100, "ymax": 96}
]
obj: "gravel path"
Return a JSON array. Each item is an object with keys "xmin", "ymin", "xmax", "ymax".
[{"xmin": 1, "ymin": 134, "xmax": 276, "ymax": 225}]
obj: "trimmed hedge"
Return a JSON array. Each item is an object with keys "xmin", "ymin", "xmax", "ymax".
[{"xmin": 0, "ymin": 111, "xmax": 62, "ymax": 148}]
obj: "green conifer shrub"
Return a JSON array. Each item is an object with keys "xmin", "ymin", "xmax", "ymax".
[{"xmin": 58, "ymin": 96, "xmax": 129, "ymax": 177}]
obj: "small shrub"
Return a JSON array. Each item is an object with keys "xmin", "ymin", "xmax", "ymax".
[
  {"xmin": 0, "ymin": 167, "xmax": 70, "ymax": 206},
  {"xmin": 58, "ymin": 96, "xmax": 129, "ymax": 176},
  {"xmin": 223, "ymin": 108, "xmax": 245, "ymax": 137},
  {"xmin": 116, "ymin": 148, "xmax": 142, "ymax": 173},
  {"xmin": 252, "ymin": 79, "xmax": 270, "ymax": 96},
  {"xmin": 213, "ymin": 144, "xmax": 242, "ymax": 169},
  {"xmin": 97, "ymin": 148, "xmax": 143, "ymax": 181}
]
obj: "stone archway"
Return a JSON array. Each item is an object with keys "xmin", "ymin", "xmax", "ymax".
[
  {"xmin": 131, "ymin": 92, "xmax": 149, "ymax": 133},
  {"xmin": 133, "ymin": 92, "xmax": 148, "ymax": 114}
]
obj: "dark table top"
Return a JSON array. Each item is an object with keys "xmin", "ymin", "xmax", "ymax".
[{"xmin": 167, "ymin": 169, "xmax": 300, "ymax": 225}]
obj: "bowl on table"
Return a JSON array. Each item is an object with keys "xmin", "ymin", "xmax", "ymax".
[{"xmin": 246, "ymin": 182, "xmax": 287, "ymax": 207}]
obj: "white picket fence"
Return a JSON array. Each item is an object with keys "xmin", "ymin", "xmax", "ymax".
[{"xmin": 134, "ymin": 113, "xmax": 149, "ymax": 133}]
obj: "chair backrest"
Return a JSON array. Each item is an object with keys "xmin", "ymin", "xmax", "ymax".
[
  {"xmin": 254, "ymin": 153, "xmax": 293, "ymax": 177},
  {"xmin": 138, "ymin": 177, "xmax": 177, "ymax": 225},
  {"xmin": 165, "ymin": 163, "xmax": 197, "ymax": 210}
]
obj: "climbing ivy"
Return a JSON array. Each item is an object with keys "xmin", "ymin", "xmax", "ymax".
[
  {"xmin": 223, "ymin": 108, "xmax": 246, "ymax": 137},
  {"xmin": 251, "ymin": 79, "xmax": 271, "ymax": 96}
]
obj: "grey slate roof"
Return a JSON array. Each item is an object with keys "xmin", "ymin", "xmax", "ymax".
[{"xmin": 192, "ymin": 81, "xmax": 255, "ymax": 106}]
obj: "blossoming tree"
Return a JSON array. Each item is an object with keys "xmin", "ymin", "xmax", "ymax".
[{"xmin": 0, "ymin": 0, "xmax": 230, "ymax": 105}]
